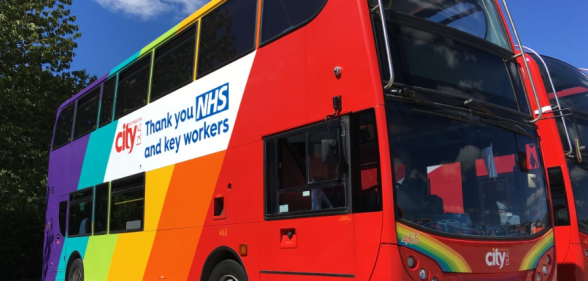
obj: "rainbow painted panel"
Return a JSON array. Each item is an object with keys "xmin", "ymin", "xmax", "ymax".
[
  {"xmin": 52, "ymin": 51, "xmax": 257, "ymax": 281},
  {"xmin": 519, "ymin": 229, "xmax": 554, "ymax": 270},
  {"xmin": 107, "ymin": 0, "xmax": 226, "ymax": 78},
  {"xmin": 396, "ymin": 223, "xmax": 473, "ymax": 273}
]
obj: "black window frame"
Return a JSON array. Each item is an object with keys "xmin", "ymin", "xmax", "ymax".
[
  {"xmin": 52, "ymin": 103, "xmax": 75, "ymax": 151},
  {"xmin": 259, "ymin": 0, "xmax": 329, "ymax": 47},
  {"xmin": 150, "ymin": 24, "xmax": 198, "ymax": 102},
  {"xmin": 197, "ymin": 0, "xmax": 258, "ymax": 78},
  {"xmin": 115, "ymin": 55, "xmax": 152, "ymax": 120},
  {"xmin": 93, "ymin": 183, "xmax": 110, "ymax": 235},
  {"xmin": 99, "ymin": 76, "xmax": 117, "ymax": 128},
  {"xmin": 73, "ymin": 86, "xmax": 101, "ymax": 140},
  {"xmin": 264, "ymin": 116, "xmax": 351, "ymax": 220},
  {"xmin": 109, "ymin": 173, "xmax": 145, "ymax": 234},
  {"xmin": 58, "ymin": 200, "xmax": 68, "ymax": 237},
  {"xmin": 67, "ymin": 187, "xmax": 94, "ymax": 238}
]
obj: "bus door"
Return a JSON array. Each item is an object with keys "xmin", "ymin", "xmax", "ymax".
[{"xmin": 260, "ymin": 115, "xmax": 356, "ymax": 280}]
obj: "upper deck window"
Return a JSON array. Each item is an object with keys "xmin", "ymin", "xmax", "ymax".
[
  {"xmin": 375, "ymin": 0, "xmax": 511, "ymax": 50},
  {"xmin": 52, "ymin": 103, "xmax": 74, "ymax": 150},
  {"xmin": 73, "ymin": 87, "xmax": 100, "ymax": 139},
  {"xmin": 197, "ymin": 0, "xmax": 257, "ymax": 77},
  {"xmin": 260, "ymin": 0, "xmax": 328, "ymax": 44},
  {"xmin": 115, "ymin": 56, "xmax": 151, "ymax": 119},
  {"xmin": 151, "ymin": 25, "xmax": 197, "ymax": 102},
  {"xmin": 99, "ymin": 77, "xmax": 117, "ymax": 128}
]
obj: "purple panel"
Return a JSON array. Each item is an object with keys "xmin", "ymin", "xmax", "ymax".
[{"xmin": 44, "ymin": 134, "xmax": 91, "ymax": 281}]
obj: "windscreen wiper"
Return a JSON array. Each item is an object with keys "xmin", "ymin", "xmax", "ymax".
[
  {"xmin": 411, "ymin": 108, "xmax": 485, "ymax": 127},
  {"xmin": 387, "ymin": 87, "xmax": 438, "ymax": 108},
  {"xmin": 482, "ymin": 118, "xmax": 533, "ymax": 138},
  {"xmin": 464, "ymin": 98, "xmax": 494, "ymax": 116}
]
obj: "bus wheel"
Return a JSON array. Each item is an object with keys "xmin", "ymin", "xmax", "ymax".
[
  {"xmin": 209, "ymin": 260, "xmax": 248, "ymax": 281},
  {"xmin": 68, "ymin": 258, "xmax": 84, "ymax": 281}
]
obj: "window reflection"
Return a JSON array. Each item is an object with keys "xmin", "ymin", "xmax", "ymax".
[{"xmin": 388, "ymin": 101, "xmax": 549, "ymax": 237}]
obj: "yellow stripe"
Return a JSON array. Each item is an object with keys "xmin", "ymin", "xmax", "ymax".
[{"xmin": 145, "ymin": 165, "xmax": 175, "ymax": 231}]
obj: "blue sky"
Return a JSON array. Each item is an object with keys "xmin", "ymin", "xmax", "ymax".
[{"xmin": 69, "ymin": 0, "xmax": 588, "ymax": 78}]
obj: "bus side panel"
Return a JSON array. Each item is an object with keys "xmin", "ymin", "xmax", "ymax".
[
  {"xmin": 353, "ymin": 212, "xmax": 383, "ymax": 280},
  {"xmin": 259, "ymin": 274, "xmax": 353, "ymax": 281},
  {"xmin": 187, "ymin": 142, "xmax": 264, "ymax": 280}
]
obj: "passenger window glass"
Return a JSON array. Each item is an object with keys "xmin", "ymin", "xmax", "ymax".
[
  {"xmin": 151, "ymin": 25, "xmax": 197, "ymax": 102},
  {"xmin": 266, "ymin": 122, "xmax": 347, "ymax": 216},
  {"xmin": 94, "ymin": 183, "xmax": 109, "ymax": 234},
  {"xmin": 374, "ymin": 0, "xmax": 511, "ymax": 49},
  {"xmin": 115, "ymin": 57, "xmax": 150, "ymax": 119},
  {"xmin": 260, "ymin": 0, "xmax": 327, "ymax": 44},
  {"xmin": 99, "ymin": 77, "xmax": 116, "ymax": 127},
  {"xmin": 197, "ymin": 0, "xmax": 257, "ymax": 77},
  {"xmin": 68, "ymin": 188, "xmax": 93, "ymax": 237},
  {"xmin": 110, "ymin": 174, "xmax": 145, "ymax": 232},
  {"xmin": 59, "ymin": 201, "xmax": 67, "ymax": 237},
  {"xmin": 351, "ymin": 109, "xmax": 382, "ymax": 213},
  {"xmin": 374, "ymin": 23, "xmax": 522, "ymax": 112},
  {"xmin": 74, "ymin": 88, "xmax": 100, "ymax": 139},
  {"xmin": 53, "ymin": 104, "xmax": 74, "ymax": 149}
]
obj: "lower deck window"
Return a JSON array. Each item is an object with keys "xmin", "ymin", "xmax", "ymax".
[{"xmin": 110, "ymin": 174, "xmax": 145, "ymax": 232}]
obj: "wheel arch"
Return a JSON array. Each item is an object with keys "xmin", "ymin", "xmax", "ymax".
[
  {"xmin": 65, "ymin": 251, "xmax": 83, "ymax": 280},
  {"xmin": 200, "ymin": 246, "xmax": 246, "ymax": 281}
]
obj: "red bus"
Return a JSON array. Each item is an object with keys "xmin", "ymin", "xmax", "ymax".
[
  {"xmin": 43, "ymin": 0, "xmax": 556, "ymax": 280},
  {"xmin": 522, "ymin": 51, "xmax": 588, "ymax": 280}
]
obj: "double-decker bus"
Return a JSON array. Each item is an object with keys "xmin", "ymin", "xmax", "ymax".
[
  {"xmin": 43, "ymin": 0, "xmax": 556, "ymax": 280},
  {"xmin": 521, "ymin": 51, "xmax": 588, "ymax": 280}
]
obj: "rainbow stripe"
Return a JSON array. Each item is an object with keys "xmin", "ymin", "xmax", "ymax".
[
  {"xmin": 396, "ymin": 223, "xmax": 472, "ymax": 273},
  {"xmin": 519, "ymin": 229, "xmax": 554, "ymax": 270},
  {"xmin": 107, "ymin": 0, "xmax": 225, "ymax": 78}
]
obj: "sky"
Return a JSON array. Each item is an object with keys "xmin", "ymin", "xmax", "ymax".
[{"xmin": 69, "ymin": 0, "xmax": 588, "ymax": 79}]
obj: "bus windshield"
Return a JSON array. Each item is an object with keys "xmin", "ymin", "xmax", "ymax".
[
  {"xmin": 375, "ymin": 0, "xmax": 511, "ymax": 49},
  {"xmin": 387, "ymin": 100, "xmax": 550, "ymax": 237}
]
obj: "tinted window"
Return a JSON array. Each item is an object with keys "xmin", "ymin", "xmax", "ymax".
[
  {"xmin": 374, "ymin": 23, "xmax": 525, "ymax": 112},
  {"xmin": 547, "ymin": 167, "xmax": 570, "ymax": 226},
  {"xmin": 197, "ymin": 0, "xmax": 257, "ymax": 77},
  {"xmin": 266, "ymin": 122, "xmax": 346, "ymax": 216},
  {"xmin": 99, "ymin": 77, "xmax": 116, "ymax": 127},
  {"xmin": 351, "ymin": 110, "xmax": 382, "ymax": 213},
  {"xmin": 151, "ymin": 25, "xmax": 197, "ymax": 102},
  {"xmin": 73, "ymin": 88, "xmax": 100, "ymax": 139},
  {"xmin": 374, "ymin": 0, "xmax": 511, "ymax": 49},
  {"xmin": 260, "ymin": 0, "xmax": 327, "ymax": 44},
  {"xmin": 94, "ymin": 183, "xmax": 109, "ymax": 234},
  {"xmin": 68, "ymin": 188, "xmax": 93, "ymax": 237},
  {"xmin": 53, "ymin": 104, "xmax": 74, "ymax": 149},
  {"xmin": 115, "ymin": 57, "xmax": 151, "ymax": 119},
  {"xmin": 110, "ymin": 174, "xmax": 145, "ymax": 232},
  {"xmin": 387, "ymin": 101, "xmax": 550, "ymax": 238},
  {"xmin": 59, "ymin": 201, "xmax": 67, "ymax": 237}
]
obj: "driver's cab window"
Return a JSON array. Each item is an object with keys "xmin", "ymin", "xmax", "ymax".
[{"xmin": 265, "ymin": 119, "xmax": 347, "ymax": 218}]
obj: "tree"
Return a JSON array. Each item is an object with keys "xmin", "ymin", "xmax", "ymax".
[{"xmin": 0, "ymin": 0, "xmax": 94, "ymax": 279}]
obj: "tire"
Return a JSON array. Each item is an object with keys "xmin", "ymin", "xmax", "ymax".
[
  {"xmin": 209, "ymin": 260, "xmax": 248, "ymax": 281},
  {"xmin": 68, "ymin": 258, "xmax": 84, "ymax": 281}
]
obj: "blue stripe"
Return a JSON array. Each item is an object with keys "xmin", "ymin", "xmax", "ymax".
[{"xmin": 78, "ymin": 121, "xmax": 118, "ymax": 189}]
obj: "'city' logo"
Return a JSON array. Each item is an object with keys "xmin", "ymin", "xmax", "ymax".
[
  {"xmin": 195, "ymin": 83, "xmax": 229, "ymax": 121},
  {"xmin": 485, "ymin": 248, "xmax": 509, "ymax": 269},
  {"xmin": 116, "ymin": 119, "xmax": 142, "ymax": 154}
]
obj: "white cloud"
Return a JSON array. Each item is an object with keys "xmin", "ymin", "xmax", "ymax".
[{"xmin": 92, "ymin": 0, "xmax": 208, "ymax": 19}]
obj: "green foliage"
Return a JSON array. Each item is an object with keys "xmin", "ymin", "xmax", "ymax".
[{"xmin": 0, "ymin": 0, "xmax": 94, "ymax": 279}]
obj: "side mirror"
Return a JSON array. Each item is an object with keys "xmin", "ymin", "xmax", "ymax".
[{"xmin": 322, "ymin": 139, "xmax": 338, "ymax": 164}]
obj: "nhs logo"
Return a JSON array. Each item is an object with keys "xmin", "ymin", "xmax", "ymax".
[{"xmin": 195, "ymin": 83, "xmax": 229, "ymax": 121}]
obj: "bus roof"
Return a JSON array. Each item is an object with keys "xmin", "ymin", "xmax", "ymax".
[{"xmin": 57, "ymin": 0, "xmax": 226, "ymax": 112}]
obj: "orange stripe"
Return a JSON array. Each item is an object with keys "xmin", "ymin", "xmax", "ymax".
[{"xmin": 256, "ymin": 0, "xmax": 262, "ymax": 48}]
